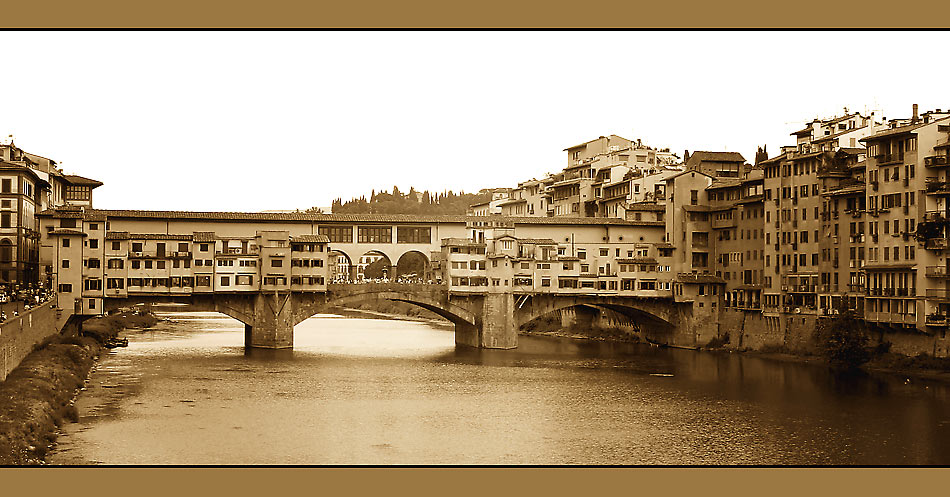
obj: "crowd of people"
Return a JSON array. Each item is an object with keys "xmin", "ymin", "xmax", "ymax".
[
  {"xmin": 0, "ymin": 285, "xmax": 55, "ymax": 322},
  {"xmin": 330, "ymin": 274, "xmax": 436, "ymax": 285}
]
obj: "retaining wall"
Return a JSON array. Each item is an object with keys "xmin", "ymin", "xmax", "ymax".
[{"xmin": 0, "ymin": 302, "xmax": 59, "ymax": 381}]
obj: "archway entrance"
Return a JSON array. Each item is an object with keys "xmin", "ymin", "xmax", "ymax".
[
  {"xmin": 358, "ymin": 250, "xmax": 392, "ymax": 281},
  {"xmin": 329, "ymin": 251, "xmax": 354, "ymax": 282},
  {"xmin": 395, "ymin": 251, "xmax": 429, "ymax": 282}
]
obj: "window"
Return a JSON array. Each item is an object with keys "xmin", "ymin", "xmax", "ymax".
[
  {"xmin": 61, "ymin": 219, "xmax": 77, "ymax": 228},
  {"xmin": 89, "ymin": 239, "xmax": 99, "ymax": 249},
  {"xmin": 319, "ymin": 226, "xmax": 353, "ymax": 243},
  {"xmin": 88, "ymin": 299, "xmax": 96, "ymax": 309},
  {"xmin": 62, "ymin": 238, "xmax": 70, "ymax": 247},
  {"xmin": 87, "ymin": 258, "xmax": 101, "ymax": 268},
  {"xmin": 0, "ymin": 213, "xmax": 10, "ymax": 228},
  {"xmin": 145, "ymin": 260, "xmax": 152, "ymax": 269},
  {"xmin": 271, "ymin": 258, "xmax": 283, "ymax": 267},
  {"xmin": 58, "ymin": 283, "xmax": 72, "ymax": 293},
  {"xmin": 89, "ymin": 223, "xmax": 98, "ymax": 230},
  {"xmin": 220, "ymin": 276, "xmax": 230, "ymax": 286},
  {"xmin": 599, "ymin": 248, "xmax": 609, "ymax": 257},
  {"xmin": 196, "ymin": 275, "xmax": 211, "ymax": 287},
  {"xmin": 84, "ymin": 279, "xmax": 102, "ymax": 291},
  {"xmin": 106, "ymin": 278, "xmax": 124, "ymax": 289},
  {"xmin": 236, "ymin": 275, "xmax": 253, "ymax": 286},
  {"xmin": 62, "ymin": 259, "xmax": 70, "ymax": 268},
  {"xmin": 112, "ymin": 241, "xmax": 121, "ymax": 250},
  {"xmin": 132, "ymin": 242, "xmax": 143, "ymax": 252},
  {"xmin": 0, "ymin": 179, "xmax": 9, "ymax": 193},
  {"xmin": 178, "ymin": 242, "xmax": 189, "ymax": 252},
  {"xmin": 131, "ymin": 260, "xmax": 141, "ymax": 269},
  {"xmin": 157, "ymin": 261, "xmax": 165, "ymax": 269},
  {"xmin": 396, "ymin": 226, "xmax": 431, "ymax": 244}
]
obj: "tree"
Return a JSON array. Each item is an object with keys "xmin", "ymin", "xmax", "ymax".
[{"xmin": 814, "ymin": 307, "xmax": 870, "ymax": 369}]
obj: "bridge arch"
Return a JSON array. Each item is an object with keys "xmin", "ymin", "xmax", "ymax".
[
  {"xmin": 321, "ymin": 290, "xmax": 476, "ymax": 327},
  {"xmin": 395, "ymin": 250, "xmax": 429, "ymax": 280},
  {"xmin": 329, "ymin": 250, "xmax": 354, "ymax": 282},
  {"xmin": 357, "ymin": 250, "xmax": 392, "ymax": 280},
  {"xmin": 515, "ymin": 297, "xmax": 676, "ymax": 331}
]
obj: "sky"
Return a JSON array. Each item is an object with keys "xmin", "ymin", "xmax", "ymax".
[{"xmin": 1, "ymin": 31, "xmax": 948, "ymax": 212}]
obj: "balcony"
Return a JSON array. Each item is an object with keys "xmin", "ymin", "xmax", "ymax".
[
  {"xmin": 924, "ymin": 211, "xmax": 950, "ymax": 223},
  {"xmin": 926, "ymin": 178, "xmax": 950, "ymax": 195},
  {"xmin": 925, "ymin": 155, "xmax": 949, "ymax": 168},
  {"xmin": 928, "ymin": 266, "xmax": 950, "ymax": 278},
  {"xmin": 925, "ymin": 238, "xmax": 950, "ymax": 250},
  {"xmin": 712, "ymin": 217, "xmax": 737, "ymax": 229},
  {"xmin": 847, "ymin": 283, "xmax": 864, "ymax": 293},
  {"xmin": 877, "ymin": 153, "xmax": 904, "ymax": 165},
  {"xmin": 926, "ymin": 288, "xmax": 950, "ymax": 300},
  {"xmin": 926, "ymin": 313, "xmax": 949, "ymax": 327}
]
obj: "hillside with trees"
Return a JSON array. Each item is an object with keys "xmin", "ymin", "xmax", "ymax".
[{"xmin": 315, "ymin": 186, "xmax": 491, "ymax": 215}]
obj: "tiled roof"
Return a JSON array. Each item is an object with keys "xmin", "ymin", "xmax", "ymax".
[
  {"xmin": 790, "ymin": 126, "xmax": 813, "ymax": 136},
  {"xmin": 88, "ymin": 209, "xmax": 662, "ymax": 227},
  {"xmin": 126, "ymin": 233, "xmax": 194, "ymax": 241},
  {"xmin": 687, "ymin": 151, "xmax": 746, "ymax": 164},
  {"xmin": 64, "ymin": 174, "xmax": 103, "ymax": 187},
  {"xmin": 860, "ymin": 122, "xmax": 933, "ymax": 142},
  {"xmin": 291, "ymin": 234, "xmax": 330, "ymax": 243},
  {"xmin": 625, "ymin": 203, "xmax": 665, "ymax": 211},
  {"xmin": 105, "ymin": 231, "xmax": 130, "ymax": 240},
  {"xmin": 706, "ymin": 178, "xmax": 743, "ymax": 190},
  {"xmin": 811, "ymin": 125, "xmax": 868, "ymax": 143},
  {"xmin": 193, "ymin": 231, "xmax": 216, "ymax": 242},
  {"xmin": 518, "ymin": 238, "xmax": 557, "ymax": 245},
  {"xmin": 48, "ymin": 228, "xmax": 86, "ymax": 236},
  {"xmin": 655, "ymin": 242, "xmax": 674, "ymax": 249},
  {"xmin": 441, "ymin": 237, "xmax": 485, "ymax": 247}
]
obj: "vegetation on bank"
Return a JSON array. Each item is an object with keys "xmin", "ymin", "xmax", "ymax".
[
  {"xmin": 0, "ymin": 308, "xmax": 159, "ymax": 465},
  {"xmin": 0, "ymin": 334, "xmax": 100, "ymax": 465}
]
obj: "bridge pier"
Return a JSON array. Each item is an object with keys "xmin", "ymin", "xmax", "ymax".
[
  {"xmin": 241, "ymin": 293, "xmax": 295, "ymax": 349},
  {"xmin": 455, "ymin": 293, "xmax": 518, "ymax": 349}
]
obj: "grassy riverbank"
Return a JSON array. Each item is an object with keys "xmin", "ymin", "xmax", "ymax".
[
  {"xmin": 0, "ymin": 334, "xmax": 100, "ymax": 465},
  {"xmin": 0, "ymin": 309, "xmax": 158, "ymax": 465}
]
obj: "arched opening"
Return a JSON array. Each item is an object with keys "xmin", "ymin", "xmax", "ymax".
[
  {"xmin": 395, "ymin": 250, "xmax": 429, "ymax": 282},
  {"xmin": 358, "ymin": 250, "xmax": 392, "ymax": 281},
  {"xmin": 518, "ymin": 302, "xmax": 674, "ymax": 343},
  {"xmin": 329, "ymin": 250, "xmax": 354, "ymax": 282}
]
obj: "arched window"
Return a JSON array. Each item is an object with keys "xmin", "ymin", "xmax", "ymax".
[{"xmin": 0, "ymin": 238, "xmax": 12, "ymax": 263}]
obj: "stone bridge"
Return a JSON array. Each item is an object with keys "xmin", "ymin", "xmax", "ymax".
[{"xmin": 102, "ymin": 283, "xmax": 704, "ymax": 350}]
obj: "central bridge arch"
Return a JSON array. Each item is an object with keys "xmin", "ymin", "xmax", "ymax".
[{"xmin": 321, "ymin": 289, "xmax": 477, "ymax": 327}]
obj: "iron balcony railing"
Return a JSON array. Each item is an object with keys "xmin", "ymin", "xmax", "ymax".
[
  {"xmin": 925, "ymin": 155, "xmax": 949, "ymax": 168},
  {"xmin": 927, "ymin": 266, "xmax": 950, "ymax": 278}
]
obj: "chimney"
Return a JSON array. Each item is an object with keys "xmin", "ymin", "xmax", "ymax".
[{"xmin": 912, "ymin": 104, "xmax": 919, "ymax": 124}]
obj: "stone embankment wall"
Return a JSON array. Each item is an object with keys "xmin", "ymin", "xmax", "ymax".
[{"xmin": 0, "ymin": 302, "xmax": 59, "ymax": 381}]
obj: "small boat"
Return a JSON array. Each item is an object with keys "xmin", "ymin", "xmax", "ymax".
[{"xmin": 103, "ymin": 337, "xmax": 129, "ymax": 348}]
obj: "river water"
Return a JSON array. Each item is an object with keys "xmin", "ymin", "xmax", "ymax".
[{"xmin": 47, "ymin": 307, "xmax": 950, "ymax": 465}]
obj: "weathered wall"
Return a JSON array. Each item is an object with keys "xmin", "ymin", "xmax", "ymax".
[
  {"xmin": 718, "ymin": 310, "xmax": 784, "ymax": 350},
  {"xmin": 874, "ymin": 329, "xmax": 950, "ymax": 358},
  {"xmin": 0, "ymin": 302, "xmax": 59, "ymax": 381}
]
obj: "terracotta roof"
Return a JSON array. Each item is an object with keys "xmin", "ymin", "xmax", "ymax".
[
  {"xmin": 48, "ymin": 228, "xmax": 86, "ymax": 236},
  {"xmin": 441, "ymin": 237, "xmax": 485, "ymax": 247},
  {"xmin": 64, "ymin": 175, "xmax": 103, "ymax": 187},
  {"xmin": 73, "ymin": 209, "xmax": 656, "ymax": 227},
  {"xmin": 790, "ymin": 126, "xmax": 813, "ymax": 136},
  {"xmin": 518, "ymin": 238, "xmax": 557, "ymax": 245},
  {"xmin": 111, "ymin": 233, "xmax": 194, "ymax": 241},
  {"xmin": 291, "ymin": 234, "xmax": 330, "ymax": 243},
  {"xmin": 656, "ymin": 243, "xmax": 674, "ymax": 249},
  {"xmin": 706, "ymin": 178, "xmax": 743, "ymax": 190},
  {"xmin": 625, "ymin": 203, "xmax": 665, "ymax": 211},
  {"xmin": 687, "ymin": 151, "xmax": 746, "ymax": 164},
  {"xmin": 193, "ymin": 231, "xmax": 216, "ymax": 242},
  {"xmin": 860, "ymin": 122, "xmax": 933, "ymax": 142}
]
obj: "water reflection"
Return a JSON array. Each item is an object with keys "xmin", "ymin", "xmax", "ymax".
[{"xmin": 46, "ymin": 308, "xmax": 950, "ymax": 465}]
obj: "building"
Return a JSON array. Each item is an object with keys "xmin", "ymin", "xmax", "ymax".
[{"xmin": 0, "ymin": 139, "xmax": 101, "ymax": 290}]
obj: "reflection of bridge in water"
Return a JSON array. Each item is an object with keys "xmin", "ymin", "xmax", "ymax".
[{"xmin": 102, "ymin": 283, "xmax": 696, "ymax": 349}]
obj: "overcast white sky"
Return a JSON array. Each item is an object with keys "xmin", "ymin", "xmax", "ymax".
[{"xmin": 1, "ymin": 31, "xmax": 948, "ymax": 212}]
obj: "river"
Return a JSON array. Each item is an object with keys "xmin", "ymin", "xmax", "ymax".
[{"xmin": 47, "ymin": 307, "xmax": 950, "ymax": 465}]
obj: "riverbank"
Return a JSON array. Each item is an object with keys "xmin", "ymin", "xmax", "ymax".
[
  {"xmin": 0, "ymin": 309, "xmax": 160, "ymax": 465},
  {"xmin": 0, "ymin": 334, "xmax": 100, "ymax": 465}
]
